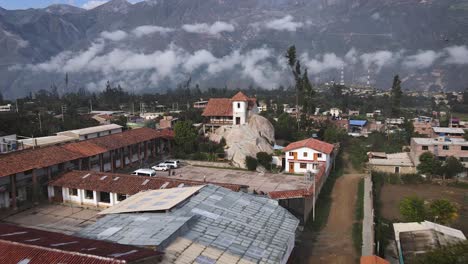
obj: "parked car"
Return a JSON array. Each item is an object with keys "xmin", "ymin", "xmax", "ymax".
[
  {"xmin": 131, "ymin": 169, "xmax": 157, "ymax": 177},
  {"xmin": 160, "ymin": 160, "xmax": 180, "ymax": 169},
  {"xmin": 152, "ymin": 164, "xmax": 170, "ymax": 171}
]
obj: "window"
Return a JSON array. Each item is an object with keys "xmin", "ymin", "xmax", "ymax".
[
  {"xmin": 300, "ymin": 163, "xmax": 307, "ymax": 169},
  {"xmin": 237, "ymin": 103, "xmax": 241, "ymax": 109},
  {"xmin": 462, "ymin": 146, "xmax": 468, "ymax": 151},
  {"xmin": 69, "ymin": 188, "xmax": 78, "ymax": 196},
  {"xmin": 460, "ymin": 157, "xmax": 468, "ymax": 162},
  {"xmin": 97, "ymin": 132, "xmax": 100, "ymax": 137},
  {"xmin": 303, "ymin": 152, "xmax": 308, "ymax": 157},
  {"xmin": 117, "ymin": 194, "xmax": 127, "ymax": 202},
  {"xmin": 317, "ymin": 153, "xmax": 323, "ymax": 158},
  {"xmin": 85, "ymin": 190, "xmax": 94, "ymax": 199},
  {"xmin": 443, "ymin": 145, "xmax": 449, "ymax": 150},
  {"xmin": 100, "ymin": 192, "xmax": 111, "ymax": 203},
  {"xmin": 422, "ymin": 146, "xmax": 429, "ymax": 150},
  {"xmin": 289, "ymin": 152, "xmax": 294, "ymax": 157},
  {"xmin": 438, "ymin": 156, "xmax": 446, "ymax": 161},
  {"xmin": 84, "ymin": 135, "xmax": 88, "ymax": 140}
]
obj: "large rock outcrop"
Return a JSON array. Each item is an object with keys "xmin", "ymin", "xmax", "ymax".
[{"xmin": 209, "ymin": 114, "xmax": 275, "ymax": 168}]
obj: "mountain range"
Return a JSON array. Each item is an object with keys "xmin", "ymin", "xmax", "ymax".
[{"xmin": 1, "ymin": 0, "xmax": 468, "ymax": 98}]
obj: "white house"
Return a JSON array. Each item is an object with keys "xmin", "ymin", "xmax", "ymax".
[
  {"xmin": 283, "ymin": 138, "xmax": 335, "ymax": 174},
  {"xmin": 330, "ymin": 108, "xmax": 342, "ymax": 117},
  {"xmin": 202, "ymin": 92, "xmax": 258, "ymax": 126}
]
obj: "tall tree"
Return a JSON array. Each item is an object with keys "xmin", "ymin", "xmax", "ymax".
[
  {"xmin": 417, "ymin": 152, "xmax": 442, "ymax": 177},
  {"xmin": 399, "ymin": 196, "xmax": 426, "ymax": 222},
  {"xmin": 391, "ymin": 75, "xmax": 403, "ymax": 117},
  {"xmin": 286, "ymin": 45, "xmax": 301, "ymax": 121},
  {"xmin": 174, "ymin": 121, "xmax": 197, "ymax": 153},
  {"xmin": 0, "ymin": 91, "xmax": 3, "ymax": 104},
  {"xmin": 428, "ymin": 199, "xmax": 458, "ymax": 225}
]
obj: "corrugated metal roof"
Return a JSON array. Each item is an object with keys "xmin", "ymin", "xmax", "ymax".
[{"xmin": 349, "ymin": 120, "xmax": 368, "ymax": 126}]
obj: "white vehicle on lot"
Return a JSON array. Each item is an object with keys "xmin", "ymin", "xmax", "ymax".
[
  {"xmin": 152, "ymin": 164, "xmax": 170, "ymax": 171},
  {"xmin": 131, "ymin": 169, "xmax": 157, "ymax": 177},
  {"xmin": 160, "ymin": 160, "xmax": 180, "ymax": 169}
]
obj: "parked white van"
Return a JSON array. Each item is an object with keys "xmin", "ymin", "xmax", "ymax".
[{"xmin": 131, "ymin": 169, "xmax": 157, "ymax": 177}]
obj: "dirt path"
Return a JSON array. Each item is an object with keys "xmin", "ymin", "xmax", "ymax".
[{"xmin": 305, "ymin": 153, "xmax": 364, "ymax": 264}]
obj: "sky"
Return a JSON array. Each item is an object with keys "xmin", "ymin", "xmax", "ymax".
[{"xmin": 0, "ymin": 0, "xmax": 143, "ymax": 10}]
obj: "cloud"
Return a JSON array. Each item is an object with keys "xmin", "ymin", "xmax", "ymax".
[
  {"xmin": 82, "ymin": 0, "xmax": 107, "ymax": 9},
  {"xmin": 301, "ymin": 53, "xmax": 344, "ymax": 74},
  {"xmin": 100, "ymin": 30, "xmax": 128, "ymax": 41},
  {"xmin": 182, "ymin": 21, "xmax": 235, "ymax": 35},
  {"xmin": 360, "ymin": 50, "xmax": 401, "ymax": 71},
  {"xmin": 403, "ymin": 50, "xmax": 442, "ymax": 69},
  {"xmin": 264, "ymin": 15, "xmax": 304, "ymax": 32},
  {"xmin": 444, "ymin": 45, "xmax": 468, "ymax": 65},
  {"xmin": 344, "ymin": 48, "xmax": 358, "ymax": 64},
  {"xmin": 132, "ymin": 25, "xmax": 174, "ymax": 37}
]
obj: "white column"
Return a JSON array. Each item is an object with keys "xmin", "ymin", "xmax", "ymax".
[
  {"xmin": 93, "ymin": 191, "xmax": 99, "ymax": 206},
  {"xmin": 47, "ymin": 186, "xmax": 55, "ymax": 199},
  {"xmin": 110, "ymin": 192, "xmax": 116, "ymax": 206},
  {"xmin": 3, "ymin": 192, "xmax": 10, "ymax": 208},
  {"xmin": 62, "ymin": 187, "xmax": 68, "ymax": 202},
  {"xmin": 79, "ymin": 189, "xmax": 84, "ymax": 205}
]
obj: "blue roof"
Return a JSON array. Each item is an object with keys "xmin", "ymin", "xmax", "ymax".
[
  {"xmin": 273, "ymin": 144, "xmax": 284, "ymax": 150},
  {"xmin": 349, "ymin": 120, "xmax": 367, "ymax": 126}
]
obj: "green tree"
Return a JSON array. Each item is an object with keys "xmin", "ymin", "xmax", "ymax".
[
  {"xmin": 245, "ymin": 156, "xmax": 258, "ymax": 171},
  {"xmin": 323, "ymin": 125, "xmax": 347, "ymax": 143},
  {"xmin": 391, "ymin": 75, "xmax": 403, "ymax": 117},
  {"xmin": 428, "ymin": 199, "xmax": 458, "ymax": 225},
  {"xmin": 286, "ymin": 45, "xmax": 301, "ymax": 120},
  {"xmin": 399, "ymin": 196, "xmax": 426, "ymax": 222},
  {"xmin": 0, "ymin": 91, "xmax": 3, "ymax": 103},
  {"xmin": 417, "ymin": 152, "xmax": 443, "ymax": 177},
  {"xmin": 275, "ymin": 112, "xmax": 296, "ymax": 141},
  {"xmin": 414, "ymin": 242, "xmax": 468, "ymax": 264},
  {"xmin": 174, "ymin": 121, "xmax": 197, "ymax": 153},
  {"xmin": 443, "ymin": 156, "xmax": 464, "ymax": 179}
]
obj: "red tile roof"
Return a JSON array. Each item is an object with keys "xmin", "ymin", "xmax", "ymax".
[
  {"xmin": 202, "ymin": 92, "xmax": 258, "ymax": 117},
  {"xmin": 360, "ymin": 256, "xmax": 390, "ymax": 264},
  {"xmin": 49, "ymin": 170, "xmax": 247, "ymax": 194},
  {"xmin": 283, "ymin": 138, "xmax": 335, "ymax": 154},
  {"xmin": 0, "ymin": 240, "xmax": 124, "ymax": 264},
  {"xmin": 0, "ymin": 223, "xmax": 161, "ymax": 263},
  {"xmin": 0, "ymin": 128, "xmax": 174, "ymax": 178},
  {"xmin": 202, "ymin": 98, "xmax": 233, "ymax": 117},
  {"xmin": 231, "ymin": 91, "xmax": 249, "ymax": 101}
]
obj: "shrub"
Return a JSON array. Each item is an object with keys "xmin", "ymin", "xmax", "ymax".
[
  {"xmin": 256, "ymin": 152, "xmax": 272, "ymax": 170},
  {"xmin": 245, "ymin": 156, "xmax": 258, "ymax": 171},
  {"xmin": 191, "ymin": 152, "xmax": 208, "ymax": 161},
  {"xmin": 401, "ymin": 174, "xmax": 425, "ymax": 184},
  {"xmin": 387, "ymin": 174, "xmax": 401, "ymax": 184}
]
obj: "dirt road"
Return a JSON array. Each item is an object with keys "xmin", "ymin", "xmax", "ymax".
[{"xmin": 304, "ymin": 154, "xmax": 364, "ymax": 264}]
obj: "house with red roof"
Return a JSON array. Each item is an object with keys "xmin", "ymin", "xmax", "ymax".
[
  {"xmin": 283, "ymin": 138, "xmax": 335, "ymax": 174},
  {"xmin": 202, "ymin": 91, "xmax": 258, "ymax": 126}
]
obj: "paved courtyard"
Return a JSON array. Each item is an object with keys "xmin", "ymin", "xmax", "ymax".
[
  {"xmin": 1, "ymin": 204, "xmax": 100, "ymax": 235},
  {"xmin": 170, "ymin": 164, "xmax": 311, "ymax": 193}
]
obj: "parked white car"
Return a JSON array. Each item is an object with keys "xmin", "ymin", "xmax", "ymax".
[
  {"xmin": 131, "ymin": 169, "xmax": 157, "ymax": 177},
  {"xmin": 152, "ymin": 164, "xmax": 170, "ymax": 171},
  {"xmin": 160, "ymin": 160, "xmax": 180, "ymax": 169}
]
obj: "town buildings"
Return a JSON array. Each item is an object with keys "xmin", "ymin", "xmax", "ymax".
[
  {"xmin": 202, "ymin": 92, "xmax": 258, "ymax": 127},
  {"xmin": 410, "ymin": 137, "xmax": 468, "ymax": 167},
  {"xmin": 368, "ymin": 152, "xmax": 416, "ymax": 174},
  {"xmin": 0, "ymin": 128, "xmax": 174, "ymax": 209},
  {"xmin": 56, "ymin": 124, "xmax": 123, "ymax": 140},
  {"xmin": 431, "ymin": 127, "xmax": 465, "ymax": 138}
]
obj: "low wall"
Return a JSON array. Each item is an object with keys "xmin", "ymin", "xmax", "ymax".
[{"xmin": 181, "ymin": 160, "xmax": 235, "ymax": 169}]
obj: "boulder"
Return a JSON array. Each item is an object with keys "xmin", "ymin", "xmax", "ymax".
[{"xmin": 209, "ymin": 114, "xmax": 275, "ymax": 168}]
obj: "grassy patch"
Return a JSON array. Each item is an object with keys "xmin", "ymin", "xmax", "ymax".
[
  {"xmin": 372, "ymin": 171, "xmax": 395, "ymax": 257},
  {"xmin": 192, "ymin": 164, "xmax": 247, "ymax": 171},
  {"xmin": 447, "ymin": 181, "xmax": 468, "ymax": 189},
  {"xmin": 304, "ymin": 151, "xmax": 344, "ymax": 231},
  {"xmin": 353, "ymin": 178, "xmax": 365, "ymax": 254}
]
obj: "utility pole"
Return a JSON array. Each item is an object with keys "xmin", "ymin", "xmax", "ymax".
[
  {"xmin": 15, "ymin": 99, "xmax": 19, "ymax": 113},
  {"xmin": 61, "ymin": 105, "xmax": 67, "ymax": 122},
  {"xmin": 89, "ymin": 99, "xmax": 93, "ymax": 113},
  {"xmin": 38, "ymin": 112, "xmax": 42, "ymax": 134}
]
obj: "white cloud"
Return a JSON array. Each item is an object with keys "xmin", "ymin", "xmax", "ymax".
[
  {"xmin": 264, "ymin": 15, "xmax": 304, "ymax": 32},
  {"xmin": 403, "ymin": 50, "xmax": 442, "ymax": 69},
  {"xmin": 183, "ymin": 50, "xmax": 217, "ymax": 72},
  {"xmin": 100, "ymin": 30, "xmax": 128, "ymax": 41},
  {"xmin": 444, "ymin": 45, "xmax": 468, "ymax": 65},
  {"xmin": 360, "ymin": 50, "xmax": 400, "ymax": 71},
  {"xmin": 301, "ymin": 53, "xmax": 344, "ymax": 74},
  {"xmin": 132, "ymin": 25, "xmax": 174, "ymax": 37},
  {"xmin": 182, "ymin": 21, "xmax": 235, "ymax": 35},
  {"xmin": 344, "ymin": 48, "xmax": 358, "ymax": 64},
  {"xmin": 82, "ymin": 0, "xmax": 107, "ymax": 10}
]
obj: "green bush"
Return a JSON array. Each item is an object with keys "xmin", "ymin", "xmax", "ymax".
[
  {"xmin": 387, "ymin": 174, "xmax": 401, "ymax": 184},
  {"xmin": 401, "ymin": 174, "xmax": 425, "ymax": 184},
  {"xmin": 198, "ymin": 143, "xmax": 210, "ymax": 153},
  {"xmin": 191, "ymin": 152, "xmax": 208, "ymax": 161},
  {"xmin": 256, "ymin": 152, "xmax": 272, "ymax": 170},
  {"xmin": 245, "ymin": 156, "xmax": 258, "ymax": 171}
]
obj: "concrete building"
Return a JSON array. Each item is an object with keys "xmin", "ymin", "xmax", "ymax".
[
  {"xmin": 48, "ymin": 170, "xmax": 246, "ymax": 207},
  {"xmin": 329, "ymin": 107, "xmax": 342, "ymax": 117},
  {"xmin": 283, "ymin": 138, "xmax": 335, "ymax": 174},
  {"xmin": 413, "ymin": 116, "xmax": 438, "ymax": 137},
  {"xmin": 368, "ymin": 152, "xmax": 416, "ymax": 174},
  {"xmin": 159, "ymin": 116, "xmax": 178, "ymax": 129},
  {"xmin": 78, "ymin": 185, "xmax": 299, "ymax": 264},
  {"xmin": 0, "ymin": 223, "xmax": 162, "ymax": 263},
  {"xmin": 193, "ymin": 100, "xmax": 208, "ymax": 109},
  {"xmin": 410, "ymin": 137, "xmax": 468, "ymax": 167},
  {"xmin": 202, "ymin": 92, "xmax": 258, "ymax": 127},
  {"xmin": 393, "ymin": 221, "xmax": 466, "ymax": 264},
  {"xmin": 0, "ymin": 104, "xmax": 13, "ymax": 112},
  {"xmin": 19, "ymin": 135, "xmax": 77, "ymax": 149},
  {"xmin": 431, "ymin": 127, "xmax": 465, "ymax": 138},
  {"xmin": 57, "ymin": 124, "xmax": 123, "ymax": 141},
  {"xmin": 0, "ymin": 128, "xmax": 174, "ymax": 209}
]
